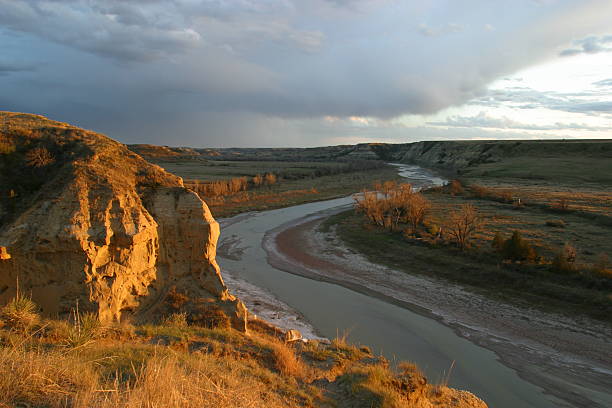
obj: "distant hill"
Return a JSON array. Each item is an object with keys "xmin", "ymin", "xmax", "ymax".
[{"xmin": 129, "ymin": 139, "xmax": 612, "ymax": 184}]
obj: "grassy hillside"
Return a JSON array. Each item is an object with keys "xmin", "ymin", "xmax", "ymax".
[
  {"xmin": 0, "ymin": 298, "xmax": 484, "ymax": 408},
  {"xmin": 395, "ymin": 139, "xmax": 612, "ymax": 185}
]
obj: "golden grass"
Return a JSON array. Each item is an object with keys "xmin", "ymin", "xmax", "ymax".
[
  {"xmin": 0, "ymin": 327, "xmax": 306, "ymax": 408},
  {"xmin": 0, "ymin": 346, "xmax": 98, "ymax": 407},
  {"xmin": 271, "ymin": 341, "xmax": 306, "ymax": 378},
  {"xmin": 0, "ymin": 345, "xmax": 300, "ymax": 408},
  {"xmin": 0, "ymin": 308, "xmax": 487, "ymax": 408}
]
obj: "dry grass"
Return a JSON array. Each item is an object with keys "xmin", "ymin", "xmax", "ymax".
[
  {"xmin": 271, "ymin": 341, "xmax": 305, "ymax": 378},
  {"xmin": 0, "ymin": 345, "xmax": 297, "ymax": 408},
  {"xmin": 0, "ymin": 304, "xmax": 483, "ymax": 408},
  {"xmin": 0, "ymin": 346, "xmax": 98, "ymax": 407}
]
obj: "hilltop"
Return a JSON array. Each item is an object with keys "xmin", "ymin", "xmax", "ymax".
[{"xmin": 0, "ymin": 111, "xmax": 246, "ymax": 327}]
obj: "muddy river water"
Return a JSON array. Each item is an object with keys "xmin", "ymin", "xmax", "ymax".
[{"xmin": 217, "ymin": 165, "xmax": 573, "ymax": 408}]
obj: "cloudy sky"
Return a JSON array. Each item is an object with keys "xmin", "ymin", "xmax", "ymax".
[{"xmin": 1, "ymin": 0, "xmax": 611, "ymax": 147}]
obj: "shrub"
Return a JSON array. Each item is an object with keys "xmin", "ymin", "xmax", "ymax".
[
  {"xmin": 252, "ymin": 174, "xmax": 263, "ymax": 186},
  {"xmin": 426, "ymin": 223, "xmax": 442, "ymax": 237},
  {"xmin": 501, "ymin": 231, "xmax": 537, "ymax": 262},
  {"xmin": 192, "ymin": 304, "xmax": 231, "ymax": 329},
  {"xmin": 545, "ymin": 219, "xmax": 566, "ymax": 228},
  {"xmin": 1, "ymin": 292, "xmax": 39, "ymax": 332},
  {"xmin": 446, "ymin": 204, "xmax": 482, "ymax": 250},
  {"xmin": 405, "ymin": 193, "xmax": 431, "ymax": 233},
  {"xmin": 166, "ymin": 286, "xmax": 189, "ymax": 310},
  {"xmin": 355, "ymin": 183, "xmax": 430, "ymax": 232},
  {"xmin": 551, "ymin": 243, "xmax": 577, "ymax": 274},
  {"xmin": 162, "ymin": 312, "xmax": 188, "ymax": 328},
  {"xmin": 264, "ymin": 173, "xmax": 277, "ymax": 186},
  {"xmin": 491, "ymin": 232, "xmax": 504, "ymax": 251},
  {"xmin": 65, "ymin": 311, "xmax": 101, "ymax": 348},
  {"xmin": 449, "ymin": 180, "xmax": 463, "ymax": 196},
  {"xmin": 25, "ymin": 146, "xmax": 55, "ymax": 168},
  {"xmin": 469, "ymin": 184, "xmax": 490, "ymax": 198},
  {"xmin": 270, "ymin": 342, "xmax": 304, "ymax": 378}
]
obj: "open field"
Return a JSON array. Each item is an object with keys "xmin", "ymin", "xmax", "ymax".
[
  {"xmin": 150, "ymin": 159, "xmax": 351, "ymax": 181},
  {"xmin": 460, "ymin": 156, "xmax": 612, "ymax": 186},
  {"xmin": 149, "ymin": 158, "xmax": 403, "ymax": 217},
  {"xmin": 323, "ymin": 180, "xmax": 612, "ymax": 321}
]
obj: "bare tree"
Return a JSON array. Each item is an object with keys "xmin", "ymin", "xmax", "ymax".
[
  {"xmin": 264, "ymin": 173, "xmax": 277, "ymax": 186},
  {"xmin": 405, "ymin": 193, "xmax": 431, "ymax": 232},
  {"xmin": 446, "ymin": 204, "xmax": 482, "ymax": 250},
  {"xmin": 355, "ymin": 182, "xmax": 430, "ymax": 232},
  {"xmin": 450, "ymin": 180, "xmax": 463, "ymax": 196}
]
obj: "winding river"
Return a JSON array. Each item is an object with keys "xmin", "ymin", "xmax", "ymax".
[{"xmin": 216, "ymin": 164, "xmax": 562, "ymax": 408}]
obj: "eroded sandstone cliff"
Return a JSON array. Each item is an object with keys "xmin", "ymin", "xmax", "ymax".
[{"xmin": 0, "ymin": 112, "xmax": 246, "ymax": 329}]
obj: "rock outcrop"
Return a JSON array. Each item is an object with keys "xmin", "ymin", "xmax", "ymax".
[{"xmin": 0, "ymin": 112, "xmax": 246, "ymax": 329}]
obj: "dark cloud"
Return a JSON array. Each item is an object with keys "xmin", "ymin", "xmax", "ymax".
[
  {"xmin": 1, "ymin": 0, "xmax": 611, "ymax": 146},
  {"xmin": 0, "ymin": 0, "xmax": 201, "ymax": 62},
  {"xmin": 0, "ymin": 61, "xmax": 36, "ymax": 75}
]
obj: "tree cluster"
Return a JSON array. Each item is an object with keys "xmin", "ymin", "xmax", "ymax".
[
  {"xmin": 191, "ymin": 172, "xmax": 278, "ymax": 198},
  {"xmin": 355, "ymin": 182, "xmax": 430, "ymax": 232}
]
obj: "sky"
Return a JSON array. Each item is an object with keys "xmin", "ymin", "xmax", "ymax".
[{"xmin": 1, "ymin": 0, "xmax": 611, "ymax": 147}]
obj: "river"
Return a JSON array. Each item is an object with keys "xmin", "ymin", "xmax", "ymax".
[{"xmin": 216, "ymin": 164, "xmax": 563, "ymax": 408}]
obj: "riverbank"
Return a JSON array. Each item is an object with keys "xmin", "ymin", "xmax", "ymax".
[{"xmin": 261, "ymin": 207, "xmax": 612, "ymax": 408}]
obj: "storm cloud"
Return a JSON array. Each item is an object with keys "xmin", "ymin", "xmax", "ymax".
[{"xmin": 1, "ymin": 0, "xmax": 611, "ymax": 146}]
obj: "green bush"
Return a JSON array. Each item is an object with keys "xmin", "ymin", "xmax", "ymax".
[
  {"xmin": 501, "ymin": 231, "xmax": 537, "ymax": 262},
  {"xmin": 65, "ymin": 311, "xmax": 101, "ymax": 348}
]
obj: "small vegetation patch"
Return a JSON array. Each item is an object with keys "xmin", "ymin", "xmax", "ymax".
[{"xmin": 0, "ymin": 290, "xmax": 39, "ymax": 332}]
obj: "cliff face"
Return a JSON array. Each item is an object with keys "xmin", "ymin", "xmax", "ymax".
[{"xmin": 0, "ymin": 112, "xmax": 246, "ymax": 328}]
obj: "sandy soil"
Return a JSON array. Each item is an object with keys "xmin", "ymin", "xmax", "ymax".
[{"xmin": 263, "ymin": 211, "xmax": 612, "ymax": 408}]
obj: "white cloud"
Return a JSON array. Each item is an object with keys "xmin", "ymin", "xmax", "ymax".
[
  {"xmin": 428, "ymin": 111, "xmax": 609, "ymax": 131},
  {"xmin": 560, "ymin": 35, "xmax": 612, "ymax": 57},
  {"xmin": 418, "ymin": 22, "xmax": 464, "ymax": 37}
]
